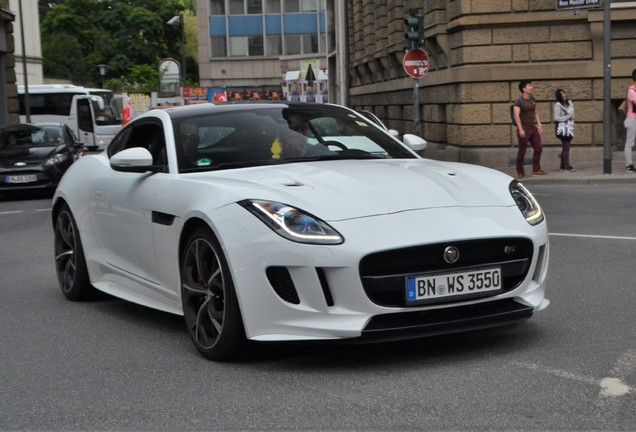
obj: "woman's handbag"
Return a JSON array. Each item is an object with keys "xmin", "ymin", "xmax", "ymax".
[
  {"xmin": 555, "ymin": 106, "xmax": 574, "ymax": 140},
  {"xmin": 555, "ymin": 120, "xmax": 574, "ymax": 139}
]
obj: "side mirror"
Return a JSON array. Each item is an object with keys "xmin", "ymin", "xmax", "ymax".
[
  {"xmin": 91, "ymin": 96, "xmax": 105, "ymax": 110},
  {"xmin": 388, "ymin": 129, "xmax": 400, "ymax": 138},
  {"xmin": 402, "ymin": 134, "xmax": 427, "ymax": 152},
  {"xmin": 110, "ymin": 147, "xmax": 160, "ymax": 173}
]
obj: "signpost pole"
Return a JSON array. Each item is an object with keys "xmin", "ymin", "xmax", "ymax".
[
  {"xmin": 602, "ymin": 0, "xmax": 612, "ymax": 174},
  {"xmin": 414, "ymin": 79, "xmax": 421, "ymax": 136}
]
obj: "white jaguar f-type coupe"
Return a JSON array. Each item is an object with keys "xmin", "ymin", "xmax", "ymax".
[{"xmin": 52, "ymin": 102, "xmax": 549, "ymax": 360}]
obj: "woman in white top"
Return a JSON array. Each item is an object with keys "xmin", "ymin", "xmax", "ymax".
[
  {"xmin": 554, "ymin": 88, "xmax": 575, "ymax": 172},
  {"xmin": 624, "ymin": 68, "xmax": 636, "ymax": 172}
]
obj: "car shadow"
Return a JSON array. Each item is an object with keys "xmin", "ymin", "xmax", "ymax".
[{"xmin": 57, "ymin": 292, "xmax": 547, "ymax": 367}]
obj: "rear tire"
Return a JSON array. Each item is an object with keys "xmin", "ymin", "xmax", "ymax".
[
  {"xmin": 54, "ymin": 204, "xmax": 95, "ymax": 300},
  {"xmin": 181, "ymin": 227, "xmax": 246, "ymax": 361}
]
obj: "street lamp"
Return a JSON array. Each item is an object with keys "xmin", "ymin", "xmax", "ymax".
[
  {"xmin": 167, "ymin": 14, "xmax": 186, "ymax": 87},
  {"xmin": 97, "ymin": 64, "xmax": 107, "ymax": 88}
]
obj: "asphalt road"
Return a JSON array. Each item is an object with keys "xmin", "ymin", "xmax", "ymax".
[{"xmin": 1, "ymin": 184, "xmax": 635, "ymax": 431}]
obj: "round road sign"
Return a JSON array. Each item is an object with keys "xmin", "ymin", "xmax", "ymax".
[{"xmin": 402, "ymin": 48, "xmax": 429, "ymax": 79}]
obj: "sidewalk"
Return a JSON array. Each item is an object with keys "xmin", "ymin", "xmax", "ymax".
[{"xmin": 494, "ymin": 152, "xmax": 636, "ymax": 185}]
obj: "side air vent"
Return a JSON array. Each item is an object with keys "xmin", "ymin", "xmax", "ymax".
[
  {"xmin": 266, "ymin": 267, "xmax": 300, "ymax": 304},
  {"xmin": 316, "ymin": 268, "xmax": 334, "ymax": 307}
]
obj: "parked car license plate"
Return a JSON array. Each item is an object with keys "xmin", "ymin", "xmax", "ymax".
[
  {"xmin": 4, "ymin": 175, "xmax": 37, "ymax": 184},
  {"xmin": 406, "ymin": 267, "xmax": 502, "ymax": 304}
]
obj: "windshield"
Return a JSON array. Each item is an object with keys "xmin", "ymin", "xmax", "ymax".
[
  {"xmin": 0, "ymin": 125, "xmax": 65, "ymax": 150},
  {"xmin": 175, "ymin": 105, "xmax": 417, "ymax": 172},
  {"xmin": 90, "ymin": 91, "xmax": 121, "ymax": 126}
]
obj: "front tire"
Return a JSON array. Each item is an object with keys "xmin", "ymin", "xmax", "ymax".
[
  {"xmin": 181, "ymin": 227, "xmax": 246, "ymax": 361},
  {"xmin": 54, "ymin": 204, "xmax": 95, "ymax": 300}
]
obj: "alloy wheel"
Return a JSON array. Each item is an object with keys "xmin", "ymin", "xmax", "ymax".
[
  {"xmin": 54, "ymin": 210, "xmax": 78, "ymax": 294},
  {"xmin": 182, "ymin": 238, "xmax": 226, "ymax": 350}
]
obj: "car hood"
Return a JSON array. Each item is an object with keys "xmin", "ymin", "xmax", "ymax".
[
  {"xmin": 188, "ymin": 159, "xmax": 516, "ymax": 221},
  {"xmin": 0, "ymin": 145, "xmax": 65, "ymax": 166}
]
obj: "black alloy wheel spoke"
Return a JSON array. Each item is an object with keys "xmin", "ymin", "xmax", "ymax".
[
  {"xmin": 194, "ymin": 240, "xmax": 212, "ymax": 284},
  {"xmin": 206, "ymin": 303, "xmax": 223, "ymax": 334},
  {"xmin": 182, "ymin": 279, "xmax": 205, "ymax": 295},
  {"xmin": 63, "ymin": 258, "xmax": 76, "ymax": 289},
  {"xmin": 207, "ymin": 267, "xmax": 221, "ymax": 291},
  {"xmin": 195, "ymin": 296, "xmax": 214, "ymax": 342}
]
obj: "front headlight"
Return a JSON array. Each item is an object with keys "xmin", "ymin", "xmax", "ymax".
[
  {"xmin": 239, "ymin": 199, "xmax": 344, "ymax": 245},
  {"xmin": 44, "ymin": 153, "xmax": 69, "ymax": 167},
  {"xmin": 510, "ymin": 180, "xmax": 544, "ymax": 225}
]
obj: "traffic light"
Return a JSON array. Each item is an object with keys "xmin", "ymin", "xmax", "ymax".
[{"xmin": 404, "ymin": 9, "xmax": 424, "ymax": 50}]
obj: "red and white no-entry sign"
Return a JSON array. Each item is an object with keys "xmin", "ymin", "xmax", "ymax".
[{"xmin": 402, "ymin": 48, "xmax": 429, "ymax": 79}]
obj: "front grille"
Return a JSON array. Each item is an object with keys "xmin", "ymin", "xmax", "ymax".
[{"xmin": 359, "ymin": 238, "xmax": 533, "ymax": 307}]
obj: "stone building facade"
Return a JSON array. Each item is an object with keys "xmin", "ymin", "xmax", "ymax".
[
  {"xmin": 347, "ymin": 0, "xmax": 636, "ymax": 167},
  {"xmin": 0, "ymin": 0, "xmax": 17, "ymax": 126}
]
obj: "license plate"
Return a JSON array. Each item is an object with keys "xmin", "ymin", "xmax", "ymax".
[
  {"xmin": 4, "ymin": 175, "xmax": 37, "ymax": 184},
  {"xmin": 406, "ymin": 267, "xmax": 502, "ymax": 304}
]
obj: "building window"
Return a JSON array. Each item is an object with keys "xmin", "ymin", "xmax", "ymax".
[
  {"xmin": 300, "ymin": 0, "xmax": 317, "ymax": 12},
  {"xmin": 230, "ymin": 36, "xmax": 248, "ymax": 56},
  {"xmin": 302, "ymin": 34, "xmax": 318, "ymax": 54},
  {"xmin": 247, "ymin": 0, "xmax": 263, "ymax": 14},
  {"xmin": 211, "ymin": 36, "xmax": 227, "ymax": 57},
  {"xmin": 229, "ymin": 36, "xmax": 264, "ymax": 56},
  {"xmin": 265, "ymin": 0, "xmax": 281, "ymax": 13},
  {"xmin": 209, "ymin": 0, "xmax": 325, "ymax": 58},
  {"xmin": 284, "ymin": 0, "xmax": 299, "ymax": 13},
  {"xmin": 284, "ymin": 34, "xmax": 301, "ymax": 55},
  {"xmin": 209, "ymin": 0, "xmax": 225, "ymax": 15},
  {"xmin": 249, "ymin": 36, "xmax": 264, "ymax": 55},
  {"xmin": 229, "ymin": 0, "xmax": 245, "ymax": 14},
  {"xmin": 266, "ymin": 35, "xmax": 282, "ymax": 56}
]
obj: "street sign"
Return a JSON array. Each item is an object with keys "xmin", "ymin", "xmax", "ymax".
[
  {"xmin": 402, "ymin": 48, "xmax": 429, "ymax": 79},
  {"xmin": 555, "ymin": 0, "xmax": 602, "ymax": 10}
]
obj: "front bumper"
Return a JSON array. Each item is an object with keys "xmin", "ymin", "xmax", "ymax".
[{"xmin": 208, "ymin": 204, "xmax": 550, "ymax": 342}]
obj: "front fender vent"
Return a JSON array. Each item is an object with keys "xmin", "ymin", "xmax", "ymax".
[{"xmin": 266, "ymin": 266, "xmax": 300, "ymax": 304}]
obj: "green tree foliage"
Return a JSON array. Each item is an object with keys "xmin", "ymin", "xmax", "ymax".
[{"xmin": 41, "ymin": 0, "xmax": 197, "ymax": 91}]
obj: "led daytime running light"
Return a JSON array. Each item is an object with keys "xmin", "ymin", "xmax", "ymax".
[{"xmin": 251, "ymin": 202, "xmax": 342, "ymax": 242}]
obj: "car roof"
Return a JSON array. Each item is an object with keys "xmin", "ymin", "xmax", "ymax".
[
  {"xmin": 0, "ymin": 122, "xmax": 65, "ymax": 132},
  {"xmin": 33, "ymin": 122, "xmax": 66, "ymax": 128},
  {"xmin": 154, "ymin": 101, "xmax": 352, "ymax": 120}
]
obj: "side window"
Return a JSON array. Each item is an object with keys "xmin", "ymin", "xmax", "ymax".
[
  {"xmin": 64, "ymin": 125, "xmax": 78, "ymax": 143},
  {"xmin": 77, "ymin": 99, "xmax": 94, "ymax": 132},
  {"xmin": 107, "ymin": 127, "xmax": 132, "ymax": 157},
  {"xmin": 106, "ymin": 122, "xmax": 166, "ymax": 166}
]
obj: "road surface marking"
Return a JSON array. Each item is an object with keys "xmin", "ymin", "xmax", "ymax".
[
  {"xmin": 513, "ymin": 361, "xmax": 633, "ymax": 399},
  {"xmin": 550, "ymin": 232, "xmax": 636, "ymax": 241}
]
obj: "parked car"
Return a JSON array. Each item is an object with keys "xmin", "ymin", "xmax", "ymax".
[
  {"xmin": 52, "ymin": 102, "xmax": 549, "ymax": 361},
  {"xmin": 0, "ymin": 123, "xmax": 83, "ymax": 196}
]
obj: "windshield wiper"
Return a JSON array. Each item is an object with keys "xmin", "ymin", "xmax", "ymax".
[{"xmin": 281, "ymin": 153, "xmax": 386, "ymax": 163}]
